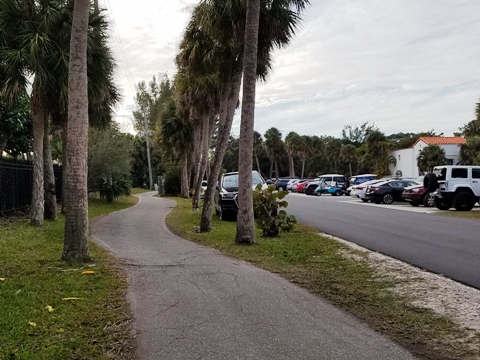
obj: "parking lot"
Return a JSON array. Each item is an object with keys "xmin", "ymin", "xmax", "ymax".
[{"xmin": 288, "ymin": 192, "xmax": 480, "ymax": 214}]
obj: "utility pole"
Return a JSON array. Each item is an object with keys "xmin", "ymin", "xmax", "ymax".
[{"xmin": 143, "ymin": 110, "xmax": 153, "ymax": 190}]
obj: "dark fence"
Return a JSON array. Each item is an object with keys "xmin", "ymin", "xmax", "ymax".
[{"xmin": 0, "ymin": 159, "xmax": 62, "ymax": 214}]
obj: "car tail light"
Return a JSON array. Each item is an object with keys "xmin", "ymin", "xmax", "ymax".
[
  {"xmin": 357, "ymin": 186, "xmax": 365, "ymax": 190},
  {"xmin": 369, "ymin": 187, "xmax": 380, "ymax": 191}
]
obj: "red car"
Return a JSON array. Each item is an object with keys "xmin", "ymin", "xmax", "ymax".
[
  {"xmin": 402, "ymin": 184, "xmax": 435, "ymax": 207},
  {"xmin": 295, "ymin": 180, "xmax": 309, "ymax": 193}
]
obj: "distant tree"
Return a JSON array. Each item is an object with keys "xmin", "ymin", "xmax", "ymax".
[
  {"xmin": 325, "ymin": 137, "xmax": 343, "ymax": 173},
  {"xmin": 340, "ymin": 144, "xmax": 357, "ymax": 177},
  {"xmin": 284, "ymin": 131, "xmax": 303, "ymax": 177},
  {"xmin": 459, "ymin": 137, "xmax": 480, "ymax": 165},
  {"xmin": 264, "ymin": 127, "xmax": 284, "ymax": 179},
  {"xmin": 341, "ymin": 122, "xmax": 377, "ymax": 147},
  {"xmin": 0, "ymin": 95, "xmax": 32, "ymax": 157},
  {"xmin": 364, "ymin": 130, "xmax": 395, "ymax": 176},
  {"xmin": 88, "ymin": 124, "xmax": 133, "ymax": 202},
  {"xmin": 223, "ymin": 136, "xmax": 240, "ymax": 173},
  {"xmin": 417, "ymin": 145, "xmax": 446, "ymax": 173},
  {"xmin": 253, "ymin": 131, "xmax": 263, "ymax": 174}
]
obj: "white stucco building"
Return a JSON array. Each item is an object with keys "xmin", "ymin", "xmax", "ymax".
[{"xmin": 389, "ymin": 137, "xmax": 466, "ymax": 178}]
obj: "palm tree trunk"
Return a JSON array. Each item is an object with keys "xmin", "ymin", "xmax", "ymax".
[
  {"xmin": 288, "ymin": 155, "xmax": 295, "ymax": 177},
  {"xmin": 180, "ymin": 153, "xmax": 189, "ymax": 198},
  {"xmin": 63, "ymin": 0, "xmax": 90, "ymax": 262},
  {"xmin": 301, "ymin": 157, "xmax": 306, "ymax": 178},
  {"xmin": 61, "ymin": 121, "xmax": 67, "ymax": 214},
  {"xmin": 269, "ymin": 158, "xmax": 273, "ymax": 179},
  {"xmin": 200, "ymin": 58, "xmax": 243, "ymax": 232},
  {"xmin": 43, "ymin": 116, "xmax": 57, "ymax": 220},
  {"xmin": 30, "ymin": 89, "xmax": 45, "ymax": 226},
  {"xmin": 236, "ymin": 0, "xmax": 260, "ymax": 245},
  {"xmin": 275, "ymin": 160, "xmax": 279, "ymax": 180},
  {"xmin": 349, "ymin": 162, "xmax": 353, "ymax": 178},
  {"xmin": 255, "ymin": 155, "xmax": 261, "ymax": 174},
  {"xmin": 192, "ymin": 116, "xmax": 210, "ymax": 211}
]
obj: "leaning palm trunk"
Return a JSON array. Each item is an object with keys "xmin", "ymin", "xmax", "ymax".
[
  {"xmin": 30, "ymin": 89, "xmax": 45, "ymax": 226},
  {"xmin": 43, "ymin": 116, "xmax": 57, "ymax": 220},
  {"xmin": 191, "ymin": 126, "xmax": 202, "ymax": 192},
  {"xmin": 200, "ymin": 58, "xmax": 243, "ymax": 232},
  {"xmin": 236, "ymin": 0, "xmax": 260, "ymax": 245},
  {"xmin": 255, "ymin": 155, "xmax": 261, "ymax": 174},
  {"xmin": 63, "ymin": 0, "xmax": 90, "ymax": 262},
  {"xmin": 61, "ymin": 122, "xmax": 67, "ymax": 214}
]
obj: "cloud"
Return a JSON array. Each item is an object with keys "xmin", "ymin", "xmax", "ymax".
[{"xmin": 105, "ymin": 0, "xmax": 480, "ymax": 139}]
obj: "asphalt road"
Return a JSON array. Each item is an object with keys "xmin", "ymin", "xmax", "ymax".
[
  {"xmin": 286, "ymin": 193, "xmax": 480, "ymax": 289},
  {"xmin": 92, "ymin": 192, "xmax": 415, "ymax": 360}
]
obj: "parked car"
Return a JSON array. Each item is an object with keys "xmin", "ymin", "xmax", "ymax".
[
  {"xmin": 295, "ymin": 179, "xmax": 310, "ymax": 193},
  {"xmin": 350, "ymin": 179, "xmax": 385, "ymax": 202},
  {"xmin": 214, "ymin": 171, "xmax": 266, "ymax": 220},
  {"xmin": 286, "ymin": 179, "xmax": 299, "ymax": 191},
  {"xmin": 402, "ymin": 184, "xmax": 435, "ymax": 207},
  {"xmin": 365, "ymin": 179, "xmax": 419, "ymax": 204},
  {"xmin": 275, "ymin": 177, "xmax": 293, "ymax": 191}
]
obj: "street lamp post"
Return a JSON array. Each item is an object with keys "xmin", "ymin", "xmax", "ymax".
[{"xmin": 143, "ymin": 110, "xmax": 153, "ymax": 190}]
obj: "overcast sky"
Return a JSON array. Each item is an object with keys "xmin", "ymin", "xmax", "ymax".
[{"xmin": 101, "ymin": 0, "xmax": 480, "ymax": 139}]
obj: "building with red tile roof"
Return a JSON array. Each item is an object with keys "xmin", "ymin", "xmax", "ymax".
[{"xmin": 389, "ymin": 137, "xmax": 466, "ymax": 178}]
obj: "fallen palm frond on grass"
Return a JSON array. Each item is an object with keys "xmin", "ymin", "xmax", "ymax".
[
  {"xmin": 165, "ymin": 197, "xmax": 480, "ymax": 360},
  {"xmin": 0, "ymin": 195, "xmax": 137, "ymax": 360}
]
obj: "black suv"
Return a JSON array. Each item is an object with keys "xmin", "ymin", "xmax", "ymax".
[{"xmin": 214, "ymin": 171, "xmax": 266, "ymax": 220}]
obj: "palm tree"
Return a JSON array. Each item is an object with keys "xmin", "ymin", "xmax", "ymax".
[
  {"xmin": 253, "ymin": 131, "xmax": 263, "ymax": 173},
  {"xmin": 416, "ymin": 145, "xmax": 446, "ymax": 173},
  {"xmin": 158, "ymin": 98, "xmax": 194, "ymax": 198},
  {"xmin": 299, "ymin": 135, "xmax": 310, "ymax": 178},
  {"xmin": 325, "ymin": 137, "xmax": 343, "ymax": 173},
  {"xmin": 235, "ymin": 0, "xmax": 261, "ymax": 245},
  {"xmin": 264, "ymin": 127, "xmax": 284, "ymax": 179},
  {"xmin": 62, "ymin": 0, "xmax": 90, "ymax": 261},
  {"xmin": 196, "ymin": 0, "xmax": 310, "ymax": 232},
  {"xmin": 340, "ymin": 144, "xmax": 357, "ymax": 177},
  {"xmin": 459, "ymin": 137, "xmax": 480, "ymax": 165},
  {"xmin": 285, "ymin": 132, "xmax": 303, "ymax": 178}
]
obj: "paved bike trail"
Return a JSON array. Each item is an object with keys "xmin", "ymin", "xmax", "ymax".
[{"xmin": 91, "ymin": 192, "xmax": 416, "ymax": 360}]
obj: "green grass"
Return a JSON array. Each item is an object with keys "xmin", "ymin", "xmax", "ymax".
[
  {"xmin": 0, "ymin": 196, "xmax": 136, "ymax": 360},
  {"xmin": 166, "ymin": 197, "xmax": 480, "ymax": 360},
  {"xmin": 130, "ymin": 187, "xmax": 155, "ymax": 195},
  {"xmin": 436, "ymin": 209, "xmax": 480, "ymax": 220}
]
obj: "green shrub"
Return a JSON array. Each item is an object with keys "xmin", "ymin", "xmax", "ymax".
[
  {"xmin": 163, "ymin": 166, "xmax": 181, "ymax": 195},
  {"xmin": 253, "ymin": 184, "xmax": 297, "ymax": 237}
]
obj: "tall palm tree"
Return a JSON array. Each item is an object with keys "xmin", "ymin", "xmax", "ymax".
[
  {"xmin": 158, "ymin": 98, "xmax": 194, "ymax": 198},
  {"xmin": 299, "ymin": 135, "xmax": 310, "ymax": 178},
  {"xmin": 197, "ymin": 0, "xmax": 309, "ymax": 232},
  {"xmin": 285, "ymin": 131, "xmax": 303, "ymax": 177},
  {"xmin": 253, "ymin": 130, "xmax": 263, "ymax": 173},
  {"xmin": 235, "ymin": 0, "xmax": 261, "ymax": 245},
  {"xmin": 62, "ymin": 0, "xmax": 90, "ymax": 261},
  {"xmin": 417, "ymin": 145, "xmax": 446, "ymax": 173},
  {"xmin": 264, "ymin": 127, "xmax": 284, "ymax": 179}
]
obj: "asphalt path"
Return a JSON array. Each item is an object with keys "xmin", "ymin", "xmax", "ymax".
[
  {"xmin": 92, "ymin": 192, "xmax": 415, "ymax": 360},
  {"xmin": 286, "ymin": 193, "xmax": 480, "ymax": 289}
]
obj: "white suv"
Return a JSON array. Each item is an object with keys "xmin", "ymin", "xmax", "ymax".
[{"xmin": 424, "ymin": 165, "xmax": 480, "ymax": 211}]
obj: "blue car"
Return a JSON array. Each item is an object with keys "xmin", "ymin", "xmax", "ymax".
[{"xmin": 314, "ymin": 181, "xmax": 345, "ymax": 196}]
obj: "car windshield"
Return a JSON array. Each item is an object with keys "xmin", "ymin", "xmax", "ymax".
[{"xmin": 223, "ymin": 173, "xmax": 264, "ymax": 188}]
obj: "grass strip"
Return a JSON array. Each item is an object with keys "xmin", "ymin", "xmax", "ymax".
[
  {"xmin": 0, "ymin": 195, "xmax": 139, "ymax": 360},
  {"xmin": 166, "ymin": 197, "xmax": 480, "ymax": 360}
]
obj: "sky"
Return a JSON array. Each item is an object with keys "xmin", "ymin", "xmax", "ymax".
[{"xmin": 101, "ymin": 0, "xmax": 480, "ymax": 139}]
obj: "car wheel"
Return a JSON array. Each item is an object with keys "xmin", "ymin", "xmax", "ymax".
[
  {"xmin": 422, "ymin": 193, "xmax": 435, "ymax": 207},
  {"xmin": 453, "ymin": 191, "xmax": 475, "ymax": 211},
  {"xmin": 382, "ymin": 193, "xmax": 394, "ymax": 204},
  {"xmin": 361, "ymin": 199, "xmax": 369, "ymax": 203},
  {"xmin": 434, "ymin": 197, "xmax": 451, "ymax": 210},
  {"xmin": 334, "ymin": 190, "xmax": 342, "ymax": 196},
  {"xmin": 315, "ymin": 191, "xmax": 321, "ymax": 196},
  {"xmin": 424, "ymin": 173, "xmax": 438, "ymax": 193}
]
